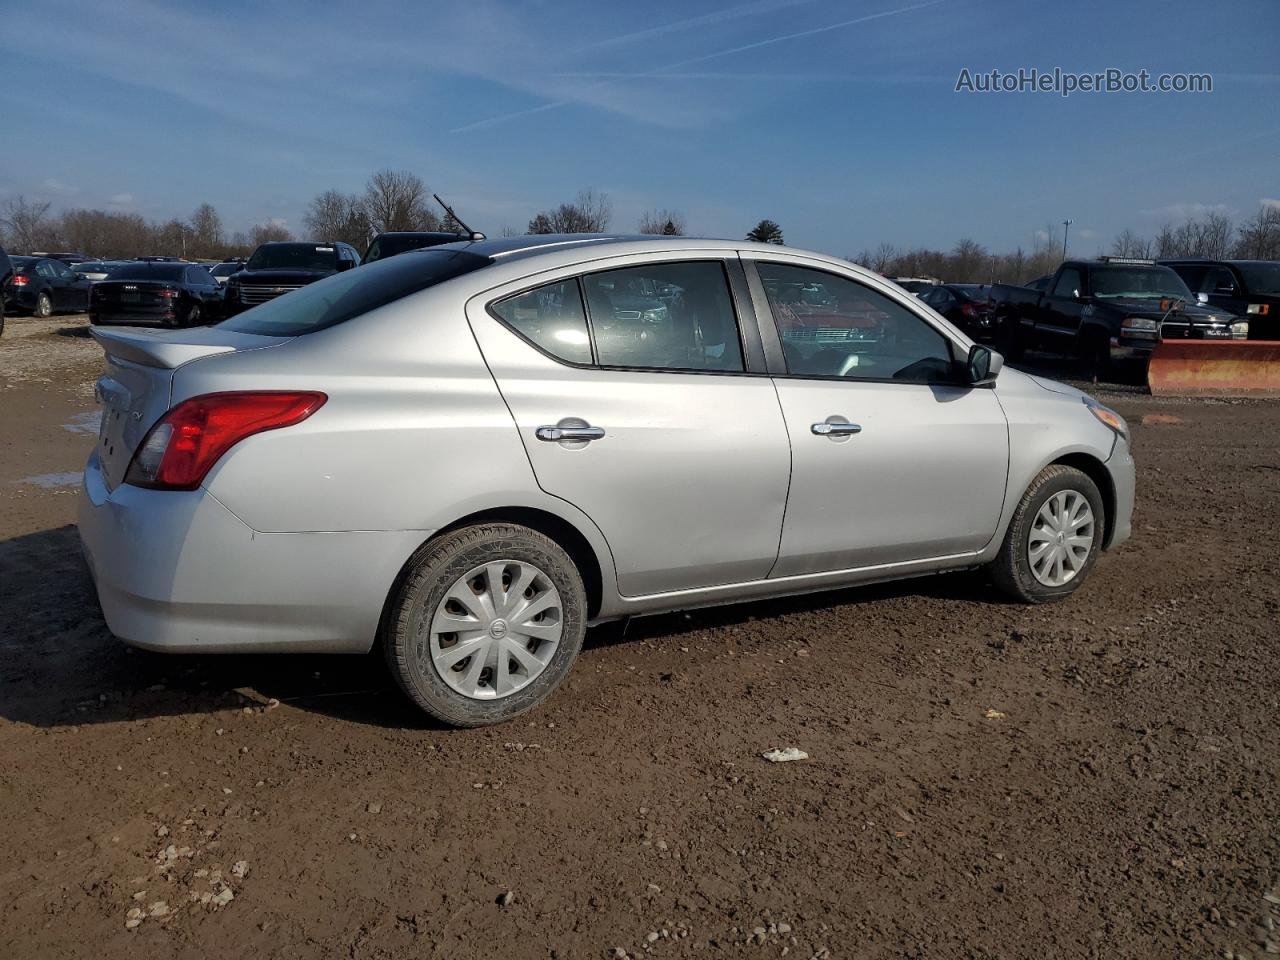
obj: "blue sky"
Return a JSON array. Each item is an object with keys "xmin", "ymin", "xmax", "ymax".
[{"xmin": 1, "ymin": 0, "xmax": 1277, "ymax": 257}]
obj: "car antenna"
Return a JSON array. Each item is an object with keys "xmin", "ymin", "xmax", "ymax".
[{"xmin": 433, "ymin": 194, "xmax": 485, "ymax": 241}]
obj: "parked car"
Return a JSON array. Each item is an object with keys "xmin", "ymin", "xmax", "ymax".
[
  {"xmin": 918, "ymin": 283, "xmax": 995, "ymax": 339},
  {"xmin": 89, "ymin": 261, "xmax": 223, "ymax": 327},
  {"xmin": 988, "ymin": 257, "xmax": 1247, "ymax": 370},
  {"xmin": 71, "ymin": 261, "xmax": 124, "ymax": 282},
  {"xmin": 893, "ymin": 277, "xmax": 941, "ymax": 295},
  {"xmin": 209, "ymin": 259, "xmax": 246, "ymax": 285},
  {"xmin": 5, "ymin": 256, "xmax": 90, "ymax": 317},
  {"xmin": 1159, "ymin": 259, "xmax": 1280, "ymax": 340},
  {"xmin": 362, "ymin": 231, "xmax": 461, "ymax": 264},
  {"xmin": 79, "ymin": 235, "xmax": 1135, "ymax": 727},
  {"xmin": 1027, "ymin": 275, "xmax": 1052, "ymax": 292},
  {"xmin": 223, "ymin": 241, "xmax": 361, "ymax": 316},
  {"xmin": 0, "ymin": 244, "xmax": 12, "ymax": 334},
  {"xmin": 31, "ymin": 250, "xmax": 91, "ymax": 265}
]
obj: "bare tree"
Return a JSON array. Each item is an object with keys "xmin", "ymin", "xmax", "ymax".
[
  {"xmin": 638, "ymin": 208, "xmax": 686, "ymax": 236},
  {"xmin": 746, "ymin": 219, "xmax": 784, "ymax": 244},
  {"xmin": 527, "ymin": 189, "xmax": 613, "ymax": 234},
  {"xmin": 950, "ymin": 238, "xmax": 989, "ymax": 280},
  {"xmin": 1110, "ymin": 229, "xmax": 1153, "ymax": 259},
  {"xmin": 1233, "ymin": 204, "xmax": 1280, "ymax": 259},
  {"xmin": 1, "ymin": 195, "xmax": 55, "ymax": 252},
  {"xmin": 188, "ymin": 203, "xmax": 224, "ymax": 259},
  {"xmin": 304, "ymin": 190, "xmax": 371, "ymax": 247},
  {"xmin": 249, "ymin": 221, "xmax": 294, "ymax": 245},
  {"xmin": 363, "ymin": 169, "xmax": 439, "ymax": 233}
]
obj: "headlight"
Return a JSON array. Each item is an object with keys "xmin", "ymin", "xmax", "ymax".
[
  {"xmin": 1083, "ymin": 396, "xmax": 1127, "ymax": 440},
  {"xmin": 1246, "ymin": 303, "xmax": 1270, "ymax": 316},
  {"xmin": 1230, "ymin": 320, "xmax": 1249, "ymax": 339},
  {"xmin": 1120, "ymin": 316, "xmax": 1159, "ymax": 340},
  {"xmin": 641, "ymin": 306, "xmax": 667, "ymax": 323}
]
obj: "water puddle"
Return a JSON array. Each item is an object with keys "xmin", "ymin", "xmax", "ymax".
[
  {"xmin": 63, "ymin": 411, "xmax": 102, "ymax": 435},
  {"xmin": 13, "ymin": 472, "xmax": 82, "ymax": 489}
]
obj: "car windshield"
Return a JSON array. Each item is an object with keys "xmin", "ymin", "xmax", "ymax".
[
  {"xmin": 218, "ymin": 248, "xmax": 492, "ymax": 336},
  {"xmin": 1236, "ymin": 262, "xmax": 1280, "ymax": 296},
  {"xmin": 105, "ymin": 263, "xmax": 187, "ymax": 281},
  {"xmin": 211, "ymin": 263, "xmax": 242, "ymax": 277},
  {"xmin": 1091, "ymin": 266, "xmax": 1190, "ymax": 299},
  {"xmin": 247, "ymin": 244, "xmax": 339, "ymax": 271}
]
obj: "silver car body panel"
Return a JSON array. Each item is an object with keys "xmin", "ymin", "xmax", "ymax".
[{"xmin": 77, "ymin": 235, "xmax": 1135, "ymax": 653}]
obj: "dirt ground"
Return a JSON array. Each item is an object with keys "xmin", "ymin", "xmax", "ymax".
[{"xmin": 1, "ymin": 314, "xmax": 1278, "ymax": 960}]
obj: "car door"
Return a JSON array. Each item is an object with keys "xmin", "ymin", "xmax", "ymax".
[
  {"xmin": 745, "ymin": 256, "xmax": 1009, "ymax": 576},
  {"xmin": 54, "ymin": 259, "xmax": 88, "ymax": 310},
  {"xmin": 1039, "ymin": 267, "xmax": 1085, "ymax": 342},
  {"xmin": 467, "ymin": 254, "xmax": 792, "ymax": 597}
]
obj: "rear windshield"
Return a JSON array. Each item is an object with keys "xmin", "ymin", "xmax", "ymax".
[
  {"xmin": 247, "ymin": 244, "xmax": 339, "ymax": 271},
  {"xmin": 211, "ymin": 262, "xmax": 242, "ymax": 277},
  {"xmin": 105, "ymin": 263, "xmax": 188, "ymax": 281},
  {"xmin": 364, "ymin": 234, "xmax": 456, "ymax": 263},
  {"xmin": 951, "ymin": 284, "xmax": 990, "ymax": 300},
  {"xmin": 217, "ymin": 248, "xmax": 492, "ymax": 336}
]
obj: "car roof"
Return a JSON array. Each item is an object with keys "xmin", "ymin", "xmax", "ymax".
[{"xmin": 417, "ymin": 233, "xmax": 850, "ymax": 267}]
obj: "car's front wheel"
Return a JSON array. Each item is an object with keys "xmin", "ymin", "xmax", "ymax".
[
  {"xmin": 990, "ymin": 465, "xmax": 1105, "ymax": 603},
  {"xmin": 383, "ymin": 523, "xmax": 587, "ymax": 727}
]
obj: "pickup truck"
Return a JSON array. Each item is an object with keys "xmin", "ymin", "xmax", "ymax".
[{"xmin": 988, "ymin": 258, "xmax": 1248, "ymax": 372}]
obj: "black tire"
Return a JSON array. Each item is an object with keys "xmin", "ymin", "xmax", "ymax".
[
  {"xmin": 989, "ymin": 465, "xmax": 1105, "ymax": 603},
  {"xmin": 383, "ymin": 523, "xmax": 587, "ymax": 727},
  {"xmin": 187, "ymin": 304, "xmax": 202, "ymax": 327},
  {"xmin": 34, "ymin": 292, "xmax": 52, "ymax": 318}
]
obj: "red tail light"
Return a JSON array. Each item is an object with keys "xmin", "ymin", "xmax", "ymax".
[
  {"xmin": 157, "ymin": 288, "xmax": 181, "ymax": 299},
  {"xmin": 125, "ymin": 391, "xmax": 327, "ymax": 490},
  {"xmin": 10, "ymin": 275, "xmax": 28, "ymax": 286},
  {"xmin": 961, "ymin": 302, "xmax": 977, "ymax": 317}
]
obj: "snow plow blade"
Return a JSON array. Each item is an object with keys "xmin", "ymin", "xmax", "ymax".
[{"xmin": 1147, "ymin": 340, "xmax": 1280, "ymax": 398}]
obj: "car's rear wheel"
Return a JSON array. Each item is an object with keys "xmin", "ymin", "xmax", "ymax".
[
  {"xmin": 990, "ymin": 464, "xmax": 1105, "ymax": 603},
  {"xmin": 187, "ymin": 304, "xmax": 202, "ymax": 326},
  {"xmin": 34, "ymin": 292, "xmax": 52, "ymax": 318},
  {"xmin": 383, "ymin": 523, "xmax": 587, "ymax": 727}
]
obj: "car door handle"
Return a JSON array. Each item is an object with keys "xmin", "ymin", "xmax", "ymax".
[
  {"xmin": 536, "ymin": 424, "xmax": 605, "ymax": 442},
  {"xmin": 812, "ymin": 420, "xmax": 862, "ymax": 436}
]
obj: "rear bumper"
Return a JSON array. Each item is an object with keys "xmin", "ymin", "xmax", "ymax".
[{"xmin": 76, "ymin": 451, "xmax": 429, "ymax": 654}]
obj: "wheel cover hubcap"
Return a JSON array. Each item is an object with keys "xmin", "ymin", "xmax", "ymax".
[
  {"xmin": 1028, "ymin": 490, "xmax": 1095, "ymax": 587},
  {"xmin": 427, "ymin": 560, "xmax": 563, "ymax": 700}
]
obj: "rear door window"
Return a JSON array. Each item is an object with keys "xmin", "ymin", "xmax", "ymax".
[{"xmin": 581, "ymin": 261, "xmax": 744, "ymax": 372}]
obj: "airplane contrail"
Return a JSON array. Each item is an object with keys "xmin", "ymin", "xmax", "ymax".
[{"xmin": 452, "ymin": 0, "xmax": 949, "ymax": 134}]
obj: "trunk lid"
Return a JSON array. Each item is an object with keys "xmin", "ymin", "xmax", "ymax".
[{"xmin": 91, "ymin": 326, "xmax": 289, "ymax": 489}]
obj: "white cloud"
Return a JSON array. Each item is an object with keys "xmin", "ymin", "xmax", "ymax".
[
  {"xmin": 41, "ymin": 178, "xmax": 81, "ymax": 197},
  {"xmin": 107, "ymin": 193, "xmax": 135, "ymax": 207},
  {"xmin": 1262, "ymin": 197, "xmax": 1280, "ymax": 211}
]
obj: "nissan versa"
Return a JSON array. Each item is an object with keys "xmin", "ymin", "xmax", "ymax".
[{"xmin": 78, "ymin": 236, "xmax": 1135, "ymax": 727}]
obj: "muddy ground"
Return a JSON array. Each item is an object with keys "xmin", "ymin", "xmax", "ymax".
[{"xmin": 1, "ymin": 314, "xmax": 1277, "ymax": 960}]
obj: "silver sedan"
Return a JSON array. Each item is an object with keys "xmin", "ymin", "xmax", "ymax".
[{"xmin": 78, "ymin": 235, "xmax": 1135, "ymax": 727}]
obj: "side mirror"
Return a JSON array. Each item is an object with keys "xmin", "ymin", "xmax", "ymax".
[{"xmin": 966, "ymin": 343, "xmax": 1002, "ymax": 387}]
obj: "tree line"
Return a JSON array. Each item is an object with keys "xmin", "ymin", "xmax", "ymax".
[
  {"xmin": 4, "ymin": 170, "xmax": 1277, "ymax": 276},
  {"xmin": 847, "ymin": 202, "xmax": 1280, "ymax": 285}
]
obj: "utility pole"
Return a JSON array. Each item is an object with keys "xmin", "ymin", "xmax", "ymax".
[{"xmin": 1062, "ymin": 219, "xmax": 1072, "ymax": 260}]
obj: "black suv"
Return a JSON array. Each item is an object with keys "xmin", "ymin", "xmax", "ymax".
[
  {"xmin": 223, "ymin": 241, "xmax": 361, "ymax": 316},
  {"xmin": 362, "ymin": 231, "xmax": 462, "ymax": 264},
  {"xmin": 1159, "ymin": 259, "xmax": 1280, "ymax": 341}
]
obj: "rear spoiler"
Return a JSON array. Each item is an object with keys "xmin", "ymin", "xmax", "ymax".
[{"xmin": 89, "ymin": 326, "xmax": 249, "ymax": 369}]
